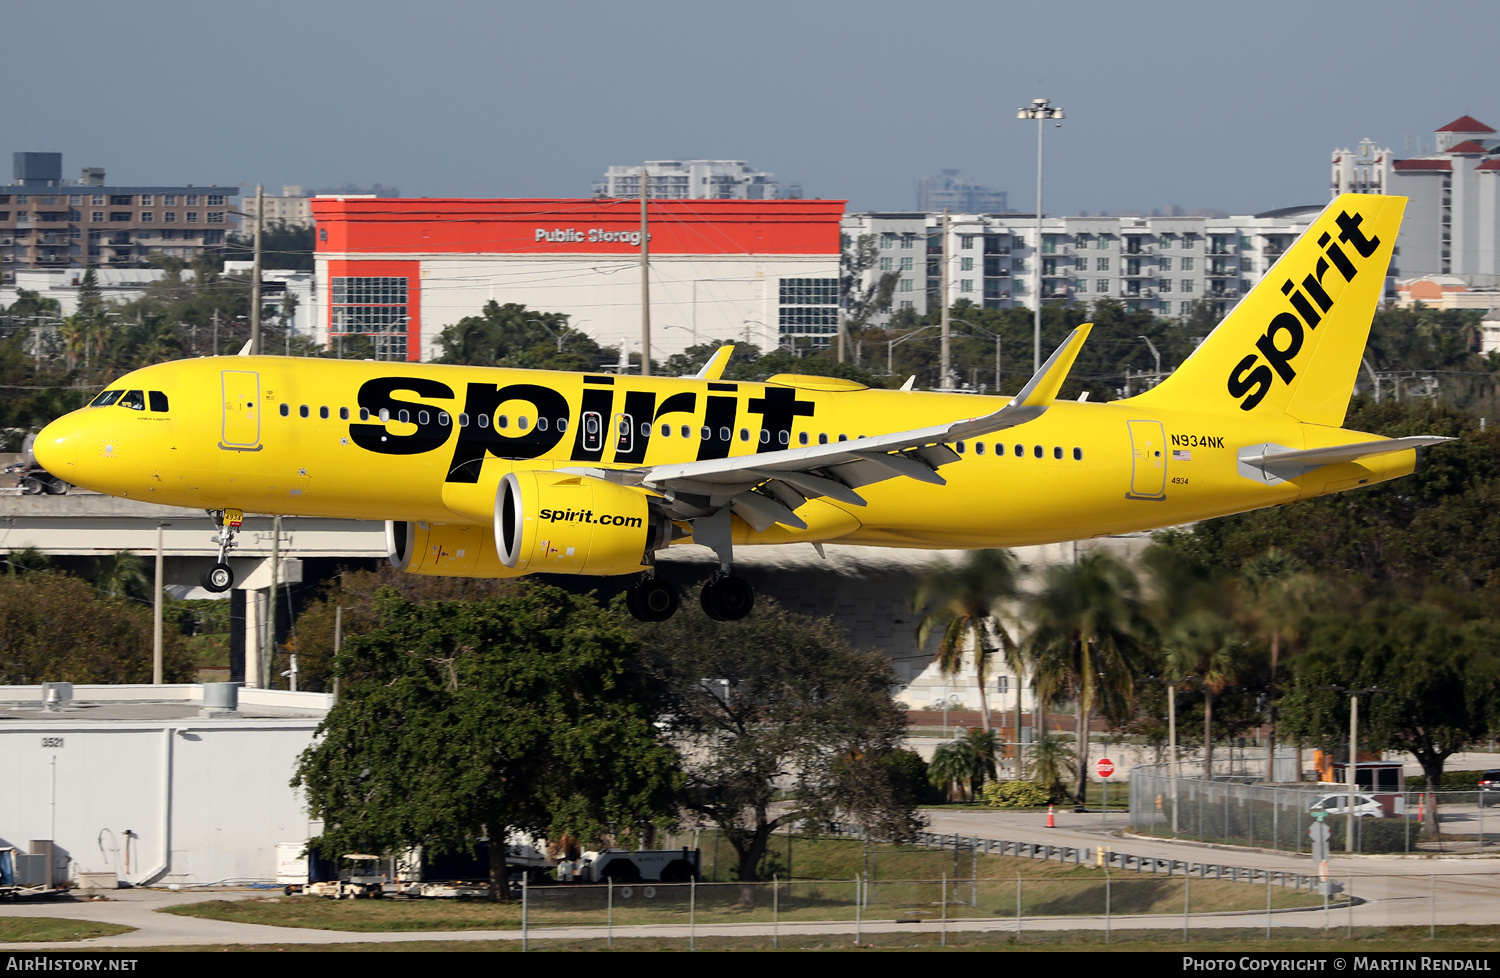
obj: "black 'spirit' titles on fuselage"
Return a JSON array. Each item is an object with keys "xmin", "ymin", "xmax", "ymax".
[
  {"xmin": 1225, "ymin": 210, "xmax": 1382, "ymax": 412},
  {"xmin": 348, "ymin": 377, "xmax": 820, "ymax": 480}
]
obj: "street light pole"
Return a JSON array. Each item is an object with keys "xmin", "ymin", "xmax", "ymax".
[
  {"xmin": 1017, "ymin": 98, "xmax": 1064, "ymax": 372},
  {"xmin": 951, "ymin": 317, "xmax": 1001, "ymax": 394}
]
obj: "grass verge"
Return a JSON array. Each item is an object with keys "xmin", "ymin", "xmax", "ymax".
[{"xmin": 0, "ymin": 917, "xmax": 135, "ymax": 942}]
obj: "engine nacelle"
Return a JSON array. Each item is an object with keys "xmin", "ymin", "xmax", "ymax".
[
  {"xmin": 496, "ymin": 471, "xmax": 669, "ymax": 576},
  {"xmin": 387, "ymin": 519, "xmax": 521, "ymax": 578}
]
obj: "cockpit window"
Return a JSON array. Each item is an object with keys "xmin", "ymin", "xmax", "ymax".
[
  {"xmin": 91, "ymin": 390, "xmax": 123, "ymax": 407},
  {"xmin": 148, "ymin": 391, "xmax": 169, "ymax": 413},
  {"xmin": 119, "ymin": 390, "xmax": 145, "ymax": 411}
]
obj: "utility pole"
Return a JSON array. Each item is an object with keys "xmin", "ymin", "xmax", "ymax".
[
  {"xmin": 639, "ymin": 171, "xmax": 651, "ymax": 376},
  {"xmin": 264, "ymin": 515, "xmax": 280, "ymax": 689},
  {"xmin": 251, "ymin": 184, "xmax": 264, "ymax": 355},
  {"xmin": 940, "ymin": 209, "xmax": 952, "ymax": 389},
  {"xmin": 153, "ymin": 523, "xmax": 166, "ymax": 685}
]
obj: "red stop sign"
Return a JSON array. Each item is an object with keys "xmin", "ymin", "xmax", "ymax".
[{"xmin": 1097, "ymin": 758, "xmax": 1115, "ymax": 778}]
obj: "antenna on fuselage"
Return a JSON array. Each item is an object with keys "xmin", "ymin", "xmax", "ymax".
[{"xmin": 237, "ymin": 339, "xmax": 253, "ymax": 356}]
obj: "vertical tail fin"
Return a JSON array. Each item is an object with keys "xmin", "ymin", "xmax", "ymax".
[{"xmin": 1128, "ymin": 194, "xmax": 1405, "ymax": 426}]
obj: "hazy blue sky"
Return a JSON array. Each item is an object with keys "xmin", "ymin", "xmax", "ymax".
[{"xmin": 7, "ymin": 0, "xmax": 1497, "ymax": 215}]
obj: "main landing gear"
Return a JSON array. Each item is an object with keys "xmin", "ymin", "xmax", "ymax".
[
  {"xmin": 201, "ymin": 509, "xmax": 239, "ymax": 593},
  {"xmin": 623, "ymin": 572, "xmax": 755, "ymax": 623},
  {"xmin": 700, "ymin": 572, "xmax": 754, "ymax": 622},
  {"xmin": 626, "ymin": 575, "xmax": 680, "ymax": 623}
]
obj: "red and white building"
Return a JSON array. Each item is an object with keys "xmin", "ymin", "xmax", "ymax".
[{"xmin": 308, "ymin": 197, "xmax": 845, "ymax": 362}]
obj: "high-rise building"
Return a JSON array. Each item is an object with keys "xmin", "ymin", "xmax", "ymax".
[
  {"xmin": 0, "ymin": 153, "xmax": 237, "ymax": 280},
  {"xmin": 1332, "ymin": 115, "xmax": 1500, "ymax": 279},
  {"xmin": 596, "ymin": 161, "xmax": 784, "ymax": 200},
  {"xmin": 915, "ymin": 170, "xmax": 1008, "ymax": 213}
]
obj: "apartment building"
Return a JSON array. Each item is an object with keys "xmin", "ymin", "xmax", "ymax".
[
  {"xmin": 1332, "ymin": 115, "xmax": 1500, "ymax": 280},
  {"xmin": 0, "ymin": 153, "xmax": 237, "ymax": 281},
  {"xmin": 842, "ymin": 206, "xmax": 1321, "ymax": 328}
]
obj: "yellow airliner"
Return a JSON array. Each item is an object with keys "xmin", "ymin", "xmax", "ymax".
[{"xmin": 34, "ymin": 194, "xmax": 1448, "ymax": 621}]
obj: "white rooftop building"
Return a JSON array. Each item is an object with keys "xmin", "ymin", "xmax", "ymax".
[{"xmin": 596, "ymin": 160, "xmax": 786, "ymax": 200}]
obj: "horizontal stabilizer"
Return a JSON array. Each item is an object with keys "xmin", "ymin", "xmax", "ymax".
[{"xmin": 1241, "ymin": 436, "xmax": 1454, "ymax": 470}]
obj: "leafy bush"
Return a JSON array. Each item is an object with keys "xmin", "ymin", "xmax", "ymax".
[
  {"xmin": 982, "ymin": 779, "xmax": 1052, "ymax": 809},
  {"xmin": 1328, "ymin": 817, "xmax": 1413, "ymax": 854},
  {"xmin": 1407, "ymin": 770, "xmax": 1486, "ymax": 790}
]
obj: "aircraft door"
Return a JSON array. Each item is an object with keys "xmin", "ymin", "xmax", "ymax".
[
  {"xmin": 1126, "ymin": 419, "xmax": 1166, "ymax": 500},
  {"xmin": 221, "ymin": 370, "xmax": 262, "ymax": 450},
  {"xmin": 613, "ymin": 412, "xmax": 633, "ymax": 456}
]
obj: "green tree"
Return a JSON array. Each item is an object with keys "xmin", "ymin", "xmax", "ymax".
[
  {"xmin": 1028, "ymin": 553, "xmax": 1148, "ymax": 805},
  {"xmin": 92, "ymin": 551, "xmax": 151, "ymax": 603},
  {"xmin": 633, "ymin": 597, "xmax": 920, "ymax": 893},
  {"xmin": 433, "ymin": 300, "xmax": 609, "ymax": 371},
  {"xmin": 913, "ymin": 549, "xmax": 1024, "ymax": 733},
  {"xmin": 1238, "ymin": 548, "xmax": 1324, "ymax": 781},
  {"xmin": 1163, "ymin": 607, "xmax": 1244, "ymax": 778},
  {"xmin": 1279, "ymin": 599, "xmax": 1500, "ymax": 837},
  {"xmin": 0, "ymin": 570, "xmax": 193, "ymax": 683},
  {"xmin": 1027, "ymin": 734, "xmax": 1076, "ymax": 803},
  {"xmin": 294, "ymin": 585, "xmax": 679, "ymax": 899}
]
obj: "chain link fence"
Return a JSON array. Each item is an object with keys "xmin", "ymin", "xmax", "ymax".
[{"xmin": 1129, "ymin": 762, "xmax": 1496, "ymax": 854}]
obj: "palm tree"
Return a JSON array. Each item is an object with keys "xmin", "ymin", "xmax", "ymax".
[
  {"xmin": 1239, "ymin": 549, "xmax": 1321, "ymax": 782},
  {"xmin": 914, "ymin": 549, "xmax": 1024, "ymax": 734},
  {"xmin": 1028, "ymin": 552, "xmax": 1147, "ymax": 806},
  {"xmin": 94, "ymin": 551, "xmax": 150, "ymax": 602},
  {"xmin": 928, "ymin": 740, "xmax": 985, "ymax": 802},
  {"xmin": 1027, "ymin": 735, "xmax": 1076, "ymax": 803},
  {"xmin": 1164, "ymin": 607, "xmax": 1244, "ymax": 778}
]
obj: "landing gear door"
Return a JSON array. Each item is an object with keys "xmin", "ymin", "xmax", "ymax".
[
  {"xmin": 221, "ymin": 370, "xmax": 262, "ymax": 451},
  {"xmin": 1126, "ymin": 419, "xmax": 1166, "ymax": 500}
]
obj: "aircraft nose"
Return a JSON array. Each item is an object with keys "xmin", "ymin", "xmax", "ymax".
[{"xmin": 33, "ymin": 416, "xmax": 80, "ymax": 480}]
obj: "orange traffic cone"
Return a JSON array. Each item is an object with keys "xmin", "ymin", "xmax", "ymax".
[{"xmin": 1046, "ymin": 803, "xmax": 1056, "ymax": 828}]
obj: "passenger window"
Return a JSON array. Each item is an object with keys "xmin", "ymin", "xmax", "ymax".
[
  {"xmin": 478, "ymin": 413, "xmax": 489, "ymax": 428},
  {"xmin": 399, "ymin": 409, "xmax": 410, "ymax": 424},
  {"xmin": 975, "ymin": 442, "xmax": 985, "ymax": 456},
  {"xmin": 279, "ymin": 403, "xmax": 290, "ymax": 417},
  {"xmin": 838, "ymin": 434, "xmax": 847, "ymax": 442},
  {"xmin": 1053, "ymin": 446, "xmax": 1063, "ymax": 460},
  {"xmin": 660, "ymin": 424, "xmax": 671, "ymax": 437},
  {"xmin": 956, "ymin": 441, "xmax": 966, "ymax": 454},
  {"xmin": 120, "ymin": 390, "xmax": 145, "ymax": 411},
  {"xmin": 91, "ymin": 390, "xmax": 123, "ymax": 406},
  {"xmin": 418, "ymin": 410, "xmax": 430, "ymax": 425},
  {"xmin": 518, "ymin": 416, "xmax": 529, "ymax": 430},
  {"xmin": 536, "ymin": 417, "xmax": 547, "ymax": 431},
  {"xmin": 760, "ymin": 430, "xmax": 770, "ymax": 444},
  {"xmin": 680, "ymin": 425, "xmax": 690, "ymax": 438},
  {"xmin": 1014, "ymin": 444, "xmax": 1023, "ymax": 456},
  {"xmin": 995, "ymin": 444, "xmax": 1004, "ymax": 456},
  {"xmin": 739, "ymin": 428, "xmax": 750, "ymax": 441},
  {"xmin": 1073, "ymin": 447, "xmax": 1083, "ymax": 460},
  {"xmin": 1033, "ymin": 445, "xmax": 1043, "ymax": 458},
  {"xmin": 779, "ymin": 431, "xmax": 790, "ymax": 445},
  {"xmin": 640, "ymin": 422, "xmax": 651, "ymax": 437},
  {"xmin": 798, "ymin": 432, "xmax": 808, "ymax": 446},
  {"xmin": 378, "ymin": 408, "xmax": 390, "ymax": 422},
  {"xmin": 438, "ymin": 412, "xmax": 450, "ymax": 426},
  {"xmin": 148, "ymin": 391, "xmax": 169, "ymax": 413},
  {"xmin": 319, "ymin": 406, "xmax": 329, "ymax": 420},
  {"xmin": 496, "ymin": 414, "xmax": 507, "ymax": 429},
  {"xmin": 557, "ymin": 418, "xmax": 568, "ymax": 433},
  {"xmin": 340, "ymin": 407, "xmax": 350, "ymax": 420},
  {"xmin": 700, "ymin": 427, "xmax": 711, "ymax": 441},
  {"xmin": 818, "ymin": 433, "xmax": 828, "ymax": 445},
  {"xmin": 300, "ymin": 405, "xmax": 310, "ymax": 419},
  {"xmin": 719, "ymin": 426, "xmax": 730, "ymax": 442},
  {"xmin": 359, "ymin": 408, "xmax": 370, "ymax": 421},
  {"xmin": 459, "ymin": 413, "xmax": 470, "ymax": 427}
]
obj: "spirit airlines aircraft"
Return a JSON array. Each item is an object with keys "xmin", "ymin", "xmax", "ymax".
[{"xmin": 34, "ymin": 194, "xmax": 1449, "ymax": 622}]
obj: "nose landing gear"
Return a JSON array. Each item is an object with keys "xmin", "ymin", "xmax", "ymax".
[{"xmin": 200, "ymin": 509, "xmax": 240, "ymax": 593}]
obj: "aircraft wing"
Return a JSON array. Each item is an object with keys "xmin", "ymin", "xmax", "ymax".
[{"xmin": 568, "ymin": 325, "xmax": 1090, "ymax": 532}]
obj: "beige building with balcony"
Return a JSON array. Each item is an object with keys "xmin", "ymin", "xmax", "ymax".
[{"xmin": 0, "ymin": 153, "xmax": 237, "ymax": 281}]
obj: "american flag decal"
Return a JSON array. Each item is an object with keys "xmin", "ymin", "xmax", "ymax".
[{"xmin": 1172, "ymin": 449, "xmax": 1191, "ymax": 461}]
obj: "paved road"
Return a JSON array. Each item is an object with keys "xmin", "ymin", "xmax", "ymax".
[{"xmin": 4, "ymin": 809, "xmax": 1500, "ymax": 949}]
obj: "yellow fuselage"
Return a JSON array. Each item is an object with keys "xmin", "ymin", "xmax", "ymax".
[{"xmin": 34, "ymin": 355, "xmax": 1412, "ymax": 558}]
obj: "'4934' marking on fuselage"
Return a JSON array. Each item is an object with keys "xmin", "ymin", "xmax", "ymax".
[{"xmin": 346, "ymin": 375, "xmax": 818, "ymax": 483}]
